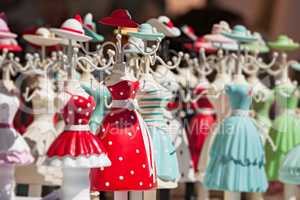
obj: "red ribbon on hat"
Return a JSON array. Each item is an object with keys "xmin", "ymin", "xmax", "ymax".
[
  {"xmin": 163, "ymin": 20, "xmax": 174, "ymax": 29},
  {"xmin": 62, "ymin": 27, "xmax": 84, "ymax": 34}
]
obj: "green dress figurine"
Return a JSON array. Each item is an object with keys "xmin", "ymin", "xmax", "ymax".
[
  {"xmin": 252, "ymin": 90, "xmax": 274, "ymax": 143},
  {"xmin": 265, "ymin": 84, "xmax": 300, "ymax": 180}
]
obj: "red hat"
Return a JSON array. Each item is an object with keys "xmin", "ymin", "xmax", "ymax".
[{"xmin": 99, "ymin": 9, "xmax": 138, "ymax": 28}]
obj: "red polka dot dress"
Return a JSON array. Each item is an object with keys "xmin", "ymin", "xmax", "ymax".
[
  {"xmin": 90, "ymin": 80, "xmax": 157, "ymax": 191},
  {"xmin": 46, "ymin": 92, "xmax": 111, "ymax": 168}
]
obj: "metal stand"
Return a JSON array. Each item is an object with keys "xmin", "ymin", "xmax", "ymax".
[
  {"xmin": 284, "ymin": 184, "xmax": 297, "ymax": 200},
  {"xmin": 196, "ymin": 182, "xmax": 209, "ymax": 200},
  {"xmin": 114, "ymin": 192, "xmax": 128, "ymax": 200},
  {"xmin": 159, "ymin": 189, "xmax": 170, "ymax": 200},
  {"xmin": 0, "ymin": 165, "xmax": 15, "ymax": 200},
  {"xmin": 61, "ymin": 168, "xmax": 89, "ymax": 200},
  {"xmin": 224, "ymin": 192, "xmax": 241, "ymax": 200}
]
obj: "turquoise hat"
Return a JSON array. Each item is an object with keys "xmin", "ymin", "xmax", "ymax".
[
  {"xmin": 268, "ymin": 35, "xmax": 299, "ymax": 51},
  {"xmin": 128, "ymin": 23, "xmax": 164, "ymax": 41},
  {"xmin": 83, "ymin": 13, "xmax": 104, "ymax": 42},
  {"xmin": 242, "ymin": 32, "xmax": 269, "ymax": 53},
  {"xmin": 222, "ymin": 25, "xmax": 257, "ymax": 43}
]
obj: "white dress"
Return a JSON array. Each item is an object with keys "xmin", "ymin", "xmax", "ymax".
[
  {"xmin": 197, "ymin": 75, "xmax": 231, "ymax": 182},
  {"xmin": 23, "ymin": 78, "xmax": 59, "ymax": 165},
  {"xmin": 0, "ymin": 92, "xmax": 33, "ymax": 166}
]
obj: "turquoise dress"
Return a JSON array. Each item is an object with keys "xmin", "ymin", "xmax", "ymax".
[
  {"xmin": 81, "ymin": 83, "xmax": 111, "ymax": 133},
  {"xmin": 204, "ymin": 84, "xmax": 268, "ymax": 192},
  {"xmin": 137, "ymin": 74, "xmax": 180, "ymax": 183},
  {"xmin": 279, "ymin": 144, "xmax": 300, "ymax": 184}
]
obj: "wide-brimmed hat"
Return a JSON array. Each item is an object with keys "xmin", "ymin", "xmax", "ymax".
[
  {"xmin": 124, "ymin": 36, "xmax": 145, "ymax": 53},
  {"xmin": 147, "ymin": 16, "xmax": 180, "ymax": 37},
  {"xmin": 128, "ymin": 23, "xmax": 164, "ymax": 41},
  {"xmin": 99, "ymin": 9, "xmax": 138, "ymax": 28},
  {"xmin": 242, "ymin": 32, "xmax": 269, "ymax": 53},
  {"xmin": 204, "ymin": 21, "xmax": 235, "ymax": 44},
  {"xmin": 83, "ymin": 13, "xmax": 104, "ymax": 42},
  {"xmin": 222, "ymin": 25, "xmax": 257, "ymax": 43},
  {"xmin": 50, "ymin": 15, "xmax": 91, "ymax": 42},
  {"xmin": 0, "ymin": 38, "xmax": 22, "ymax": 52},
  {"xmin": 23, "ymin": 27, "xmax": 62, "ymax": 46},
  {"xmin": 0, "ymin": 13, "xmax": 17, "ymax": 39},
  {"xmin": 268, "ymin": 35, "xmax": 299, "ymax": 51}
]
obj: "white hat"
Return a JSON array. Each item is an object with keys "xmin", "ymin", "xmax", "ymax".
[
  {"xmin": 0, "ymin": 18, "xmax": 17, "ymax": 39},
  {"xmin": 147, "ymin": 16, "xmax": 180, "ymax": 37},
  {"xmin": 50, "ymin": 17, "xmax": 91, "ymax": 42},
  {"xmin": 23, "ymin": 27, "xmax": 63, "ymax": 46}
]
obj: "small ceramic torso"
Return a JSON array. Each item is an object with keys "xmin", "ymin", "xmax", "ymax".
[
  {"xmin": 252, "ymin": 88, "xmax": 274, "ymax": 123},
  {"xmin": 274, "ymin": 84, "xmax": 298, "ymax": 112},
  {"xmin": 62, "ymin": 93, "xmax": 96, "ymax": 126},
  {"xmin": 31, "ymin": 78, "xmax": 56, "ymax": 121},
  {"xmin": 137, "ymin": 74, "xmax": 170, "ymax": 127},
  {"xmin": 226, "ymin": 84, "xmax": 252, "ymax": 110}
]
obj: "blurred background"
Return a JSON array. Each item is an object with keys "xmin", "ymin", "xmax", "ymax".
[{"xmin": 1, "ymin": 0, "xmax": 300, "ymax": 58}]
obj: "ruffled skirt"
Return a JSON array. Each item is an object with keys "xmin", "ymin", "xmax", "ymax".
[
  {"xmin": 0, "ymin": 128, "xmax": 34, "ymax": 166},
  {"xmin": 24, "ymin": 120, "xmax": 58, "ymax": 164},
  {"xmin": 204, "ymin": 116, "xmax": 268, "ymax": 192},
  {"xmin": 279, "ymin": 144, "xmax": 300, "ymax": 184},
  {"xmin": 46, "ymin": 130, "xmax": 111, "ymax": 168}
]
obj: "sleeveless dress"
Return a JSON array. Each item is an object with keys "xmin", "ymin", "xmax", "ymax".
[
  {"xmin": 137, "ymin": 74, "xmax": 180, "ymax": 184},
  {"xmin": 252, "ymin": 88, "xmax": 274, "ymax": 143},
  {"xmin": 188, "ymin": 84, "xmax": 216, "ymax": 174},
  {"xmin": 0, "ymin": 92, "xmax": 34, "ymax": 166},
  {"xmin": 46, "ymin": 91, "xmax": 111, "ymax": 168},
  {"xmin": 154, "ymin": 67, "xmax": 196, "ymax": 182},
  {"xmin": 204, "ymin": 84, "xmax": 268, "ymax": 192},
  {"xmin": 24, "ymin": 78, "xmax": 58, "ymax": 165},
  {"xmin": 81, "ymin": 83, "xmax": 110, "ymax": 133},
  {"xmin": 198, "ymin": 86, "xmax": 231, "ymax": 181},
  {"xmin": 90, "ymin": 80, "xmax": 157, "ymax": 191},
  {"xmin": 265, "ymin": 84, "xmax": 300, "ymax": 181}
]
